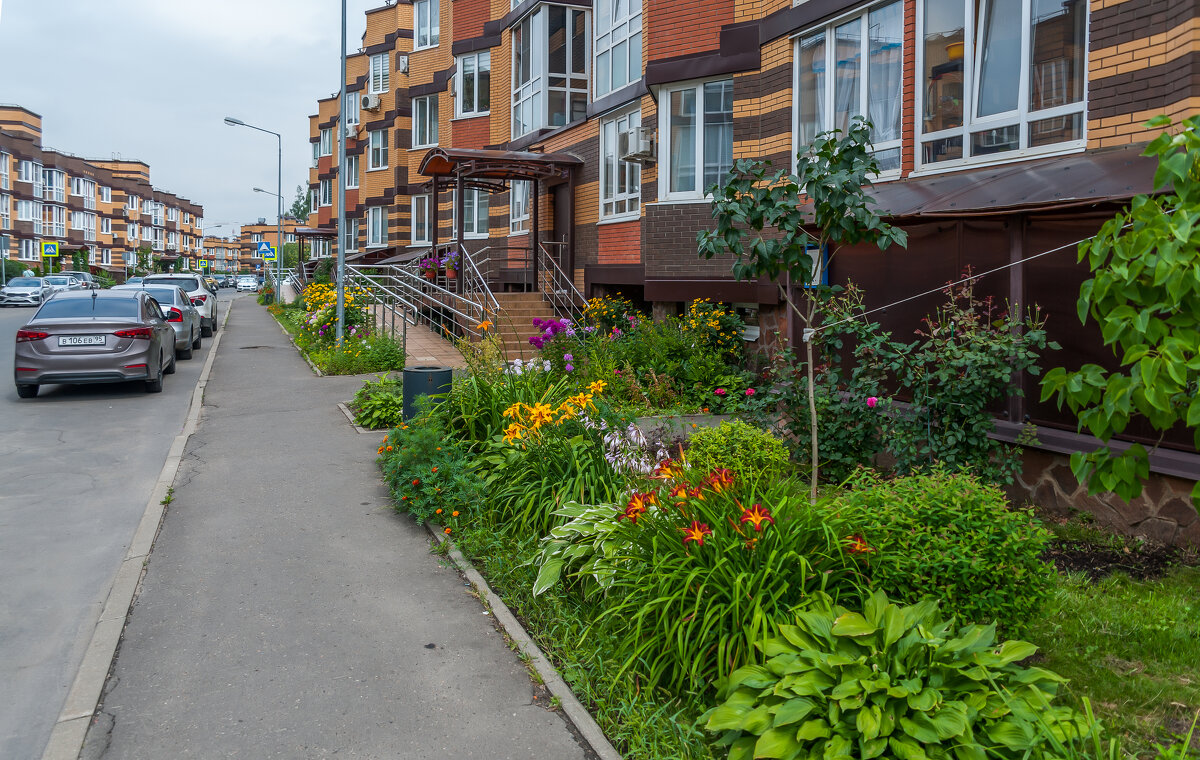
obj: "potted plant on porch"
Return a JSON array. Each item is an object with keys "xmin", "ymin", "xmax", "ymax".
[
  {"xmin": 442, "ymin": 250, "xmax": 460, "ymax": 280},
  {"xmin": 419, "ymin": 256, "xmax": 439, "ymax": 280}
]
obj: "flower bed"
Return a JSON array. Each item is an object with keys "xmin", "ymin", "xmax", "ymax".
[{"xmin": 268, "ymin": 283, "xmax": 406, "ymax": 375}]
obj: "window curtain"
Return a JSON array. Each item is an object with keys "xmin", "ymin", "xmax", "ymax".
[
  {"xmin": 868, "ymin": 2, "xmax": 903, "ymax": 143},
  {"xmin": 833, "ymin": 20, "xmax": 861, "ymax": 135},
  {"xmin": 670, "ymin": 90, "xmax": 697, "ymax": 193}
]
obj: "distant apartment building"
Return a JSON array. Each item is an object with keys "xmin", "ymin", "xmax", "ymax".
[
  {"xmin": 304, "ymin": 1, "xmax": 1197, "ymax": 505},
  {"xmin": 236, "ymin": 217, "xmax": 304, "ymax": 273},
  {"xmin": 0, "ymin": 105, "xmax": 204, "ymax": 280},
  {"xmin": 201, "ymin": 235, "xmax": 242, "ymax": 274}
]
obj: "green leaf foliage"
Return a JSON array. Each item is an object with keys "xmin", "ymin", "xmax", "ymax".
[
  {"xmin": 686, "ymin": 421, "xmax": 793, "ymax": 485},
  {"xmin": 1040, "ymin": 115, "xmax": 1200, "ymax": 506},
  {"xmin": 700, "ymin": 591, "xmax": 1092, "ymax": 760}
]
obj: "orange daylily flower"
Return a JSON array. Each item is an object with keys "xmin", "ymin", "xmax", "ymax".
[
  {"xmin": 739, "ymin": 503, "xmax": 775, "ymax": 532},
  {"xmin": 477, "ymin": 320, "xmax": 493, "ymax": 331},
  {"xmin": 705, "ymin": 469, "xmax": 734, "ymax": 494},
  {"xmin": 682, "ymin": 521, "xmax": 712, "ymax": 547},
  {"xmin": 846, "ymin": 534, "xmax": 874, "ymax": 554}
]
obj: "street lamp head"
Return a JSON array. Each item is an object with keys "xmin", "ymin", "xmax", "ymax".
[
  {"xmin": 253, "ymin": 187, "xmax": 266, "ymax": 194},
  {"xmin": 223, "ymin": 116, "xmax": 245, "ymax": 127}
]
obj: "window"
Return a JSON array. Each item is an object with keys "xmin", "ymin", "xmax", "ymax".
[
  {"xmin": 100, "ymin": 186, "xmax": 111, "ymax": 203},
  {"xmin": 100, "ymin": 248, "xmax": 111, "ymax": 265},
  {"xmin": 594, "ymin": 0, "xmax": 642, "ymax": 97},
  {"xmin": 18, "ymin": 160, "xmax": 42, "ymax": 189},
  {"xmin": 919, "ymin": 0, "xmax": 1086, "ymax": 167},
  {"xmin": 101, "ymin": 217, "xmax": 112, "ymax": 235},
  {"xmin": 661, "ymin": 79, "xmax": 734, "ymax": 198},
  {"xmin": 456, "ymin": 52, "xmax": 491, "ymax": 116},
  {"xmin": 512, "ymin": 6, "xmax": 588, "ymax": 138},
  {"xmin": 17, "ymin": 199, "xmax": 41, "ymax": 222},
  {"xmin": 410, "ymin": 197, "xmax": 430, "ymax": 244},
  {"xmin": 320, "ymin": 179, "xmax": 332, "ymax": 206},
  {"xmin": 368, "ymin": 206, "xmax": 388, "ymax": 247},
  {"xmin": 509, "ymin": 181, "xmax": 530, "ymax": 234},
  {"xmin": 345, "ymin": 154, "xmax": 360, "ymax": 189},
  {"xmin": 451, "ymin": 188, "xmax": 490, "ymax": 237},
  {"xmin": 415, "ymin": 0, "xmax": 439, "ymax": 49},
  {"xmin": 43, "ymin": 170, "xmax": 65, "ymax": 203},
  {"xmin": 343, "ymin": 219, "xmax": 359, "ymax": 252},
  {"xmin": 368, "ymin": 129, "xmax": 388, "ymax": 169},
  {"xmin": 320, "ymin": 128, "xmax": 333, "ymax": 156},
  {"xmin": 127, "ymin": 193, "xmax": 138, "ymax": 210},
  {"xmin": 71, "ymin": 177, "xmax": 97, "ymax": 209},
  {"xmin": 413, "ymin": 96, "xmax": 439, "ymax": 147},
  {"xmin": 796, "ymin": 1, "xmax": 903, "ymax": 172},
  {"xmin": 312, "ymin": 141, "xmax": 320, "ymax": 168},
  {"xmin": 71, "ymin": 211, "xmax": 97, "ymax": 240},
  {"xmin": 47, "ymin": 206, "xmax": 66, "ymax": 237},
  {"xmin": 0, "ymin": 152, "xmax": 8, "ymax": 190},
  {"xmin": 286, "ymin": 233, "xmax": 296, "ymax": 243},
  {"xmin": 311, "ymin": 188, "xmax": 319, "ymax": 212},
  {"xmin": 345, "ymin": 91, "xmax": 360, "ymax": 126},
  {"xmin": 252, "ymin": 233, "xmax": 263, "ymax": 243},
  {"xmin": 168, "ymin": 231, "xmax": 178, "ymax": 248},
  {"xmin": 369, "ymin": 53, "xmax": 391, "ymax": 94},
  {"xmin": 601, "ymin": 107, "xmax": 642, "ymax": 218},
  {"xmin": 167, "ymin": 207, "xmax": 178, "ymax": 222},
  {"xmin": 128, "ymin": 222, "xmax": 138, "ymax": 240},
  {"xmin": 0, "ymin": 194, "xmax": 8, "ymax": 229},
  {"xmin": 142, "ymin": 225, "xmax": 151, "ymax": 241},
  {"xmin": 20, "ymin": 238, "xmax": 39, "ymax": 261}
]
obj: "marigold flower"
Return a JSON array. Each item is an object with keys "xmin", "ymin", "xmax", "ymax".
[
  {"xmin": 682, "ymin": 521, "xmax": 712, "ymax": 547},
  {"xmin": 386, "ymin": 446, "xmax": 393, "ymax": 451},
  {"xmin": 431, "ymin": 467, "xmax": 438, "ymax": 473},
  {"xmin": 740, "ymin": 503, "xmax": 775, "ymax": 532},
  {"xmin": 444, "ymin": 527, "xmax": 452, "ymax": 534},
  {"xmin": 451, "ymin": 511, "xmax": 460, "ymax": 517},
  {"xmin": 412, "ymin": 479, "xmax": 420, "ymax": 486},
  {"xmin": 436, "ymin": 508, "xmax": 442, "ymax": 514}
]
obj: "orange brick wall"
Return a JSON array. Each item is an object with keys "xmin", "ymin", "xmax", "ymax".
[
  {"xmin": 597, "ymin": 220, "xmax": 641, "ymax": 265},
  {"xmin": 454, "ymin": 0, "xmax": 489, "ymax": 40},
  {"xmin": 647, "ymin": 0, "xmax": 731, "ymax": 60}
]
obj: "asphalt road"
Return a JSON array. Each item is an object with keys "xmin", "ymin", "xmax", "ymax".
[{"xmin": 0, "ymin": 289, "xmax": 240, "ymax": 760}]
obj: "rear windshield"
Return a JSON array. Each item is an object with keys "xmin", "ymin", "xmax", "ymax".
[
  {"xmin": 145, "ymin": 277, "xmax": 201, "ymax": 290},
  {"xmin": 143, "ymin": 288, "xmax": 180, "ymax": 305},
  {"xmin": 45, "ymin": 277, "xmax": 71, "ymax": 285},
  {"xmin": 7, "ymin": 278, "xmax": 40, "ymax": 287},
  {"xmin": 35, "ymin": 298, "xmax": 140, "ymax": 319}
]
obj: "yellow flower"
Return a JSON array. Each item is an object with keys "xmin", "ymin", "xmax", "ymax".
[
  {"xmin": 477, "ymin": 320, "xmax": 493, "ymax": 331},
  {"xmin": 587, "ymin": 380, "xmax": 607, "ymax": 395},
  {"xmin": 503, "ymin": 423, "xmax": 526, "ymax": 444}
]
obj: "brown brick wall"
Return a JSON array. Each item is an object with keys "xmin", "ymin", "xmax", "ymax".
[
  {"xmin": 647, "ymin": 0, "xmax": 731, "ymax": 61},
  {"xmin": 643, "ymin": 202, "xmax": 733, "ymax": 279}
]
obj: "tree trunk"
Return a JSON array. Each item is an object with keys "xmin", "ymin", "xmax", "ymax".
[{"xmin": 806, "ymin": 335, "xmax": 819, "ymax": 504}]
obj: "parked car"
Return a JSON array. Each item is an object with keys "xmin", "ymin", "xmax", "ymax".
[
  {"xmin": 141, "ymin": 274, "xmax": 219, "ymax": 337},
  {"xmin": 13, "ymin": 290, "xmax": 177, "ymax": 398},
  {"xmin": 221, "ymin": 276, "xmax": 236, "ymax": 288},
  {"xmin": 44, "ymin": 275, "xmax": 82, "ymax": 293},
  {"xmin": 62, "ymin": 271, "xmax": 99, "ymax": 289},
  {"xmin": 112, "ymin": 284, "xmax": 201, "ymax": 359},
  {"xmin": 203, "ymin": 276, "xmax": 220, "ymax": 293},
  {"xmin": 236, "ymin": 276, "xmax": 259, "ymax": 292},
  {"xmin": 126, "ymin": 276, "xmax": 144, "ymax": 285},
  {"xmin": 0, "ymin": 277, "xmax": 54, "ymax": 307}
]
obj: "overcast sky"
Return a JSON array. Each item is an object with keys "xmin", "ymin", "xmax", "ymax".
[{"xmin": 0, "ymin": 0, "xmax": 380, "ymax": 235}]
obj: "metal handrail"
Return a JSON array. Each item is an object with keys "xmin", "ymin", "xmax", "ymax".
[
  {"xmin": 346, "ymin": 257, "xmax": 492, "ymax": 342},
  {"xmin": 535, "ymin": 242, "xmax": 585, "ymax": 322}
]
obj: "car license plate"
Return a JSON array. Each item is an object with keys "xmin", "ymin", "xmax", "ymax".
[{"xmin": 59, "ymin": 335, "xmax": 106, "ymax": 346}]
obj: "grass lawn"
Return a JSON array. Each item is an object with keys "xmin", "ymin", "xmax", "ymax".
[{"xmin": 1027, "ymin": 565, "xmax": 1200, "ymax": 756}]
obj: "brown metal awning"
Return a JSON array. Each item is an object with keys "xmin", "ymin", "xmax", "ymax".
[
  {"xmin": 867, "ymin": 145, "xmax": 1159, "ymax": 219},
  {"xmin": 418, "ymin": 147, "xmax": 583, "ymax": 183},
  {"xmin": 295, "ymin": 226, "xmax": 337, "ymax": 238}
]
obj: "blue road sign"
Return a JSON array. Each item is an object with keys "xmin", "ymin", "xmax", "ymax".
[
  {"xmin": 257, "ymin": 241, "xmax": 277, "ymax": 260},
  {"xmin": 41, "ymin": 241, "xmax": 59, "ymax": 258}
]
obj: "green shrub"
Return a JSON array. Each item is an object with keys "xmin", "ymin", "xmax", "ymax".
[
  {"xmin": 355, "ymin": 392, "xmax": 404, "ymax": 429},
  {"xmin": 378, "ymin": 417, "xmax": 482, "ymax": 527},
  {"xmin": 701, "ymin": 591, "xmax": 1090, "ymax": 760},
  {"xmin": 310, "ymin": 335, "xmax": 406, "ymax": 375},
  {"xmin": 686, "ymin": 421, "xmax": 791, "ymax": 484},
  {"xmin": 838, "ymin": 468, "xmax": 1054, "ymax": 630},
  {"xmin": 533, "ymin": 470, "xmax": 861, "ymax": 693}
]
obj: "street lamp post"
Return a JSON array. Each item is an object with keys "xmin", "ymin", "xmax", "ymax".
[
  {"xmin": 336, "ymin": 0, "xmax": 348, "ymax": 345},
  {"xmin": 223, "ymin": 116, "xmax": 283, "ymax": 301}
]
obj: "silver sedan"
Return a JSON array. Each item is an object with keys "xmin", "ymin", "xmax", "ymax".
[
  {"xmin": 13, "ymin": 290, "xmax": 176, "ymax": 398},
  {"xmin": 112, "ymin": 284, "xmax": 202, "ymax": 359},
  {"xmin": 0, "ymin": 277, "xmax": 54, "ymax": 307}
]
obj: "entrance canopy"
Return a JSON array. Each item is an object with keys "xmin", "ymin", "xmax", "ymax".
[{"xmin": 417, "ymin": 147, "xmax": 582, "ymax": 184}]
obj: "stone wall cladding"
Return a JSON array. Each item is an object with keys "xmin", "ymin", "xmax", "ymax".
[{"xmin": 1009, "ymin": 447, "xmax": 1200, "ymax": 548}]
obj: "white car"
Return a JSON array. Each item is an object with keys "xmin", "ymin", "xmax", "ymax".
[
  {"xmin": 236, "ymin": 277, "xmax": 259, "ymax": 293},
  {"xmin": 142, "ymin": 274, "xmax": 219, "ymax": 336},
  {"xmin": 0, "ymin": 277, "xmax": 54, "ymax": 307}
]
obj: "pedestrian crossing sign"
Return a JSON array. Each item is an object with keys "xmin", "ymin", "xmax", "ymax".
[
  {"xmin": 41, "ymin": 241, "xmax": 59, "ymax": 258},
  {"xmin": 198, "ymin": 259, "xmax": 208, "ymax": 269},
  {"xmin": 257, "ymin": 241, "xmax": 277, "ymax": 261}
]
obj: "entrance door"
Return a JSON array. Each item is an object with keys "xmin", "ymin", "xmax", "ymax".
[{"xmin": 551, "ymin": 183, "xmax": 572, "ymax": 279}]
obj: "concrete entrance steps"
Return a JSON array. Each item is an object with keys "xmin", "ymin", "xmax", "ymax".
[{"xmin": 483, "ymin": 292, "xmax": 559, "ymax": 360}]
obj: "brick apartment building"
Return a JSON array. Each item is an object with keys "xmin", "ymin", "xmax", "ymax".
[
  {"xmin": 234, "ymin": 217, "xmax": 305, "ymax": 274},
  {"xmin": 0, "ymin": 105, "xmax": 204, "ymax": 280},
  {"xmin": 307, "ymin": 0, "xmax": 1199, "ymax": 538},
  {"xmin": 201, "ymin": 235, "xmax": 242, "ymax": 275}
]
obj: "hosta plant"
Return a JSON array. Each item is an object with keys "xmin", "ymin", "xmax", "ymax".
[{"xmin": 701, "ymin": 591, "xmax": 1090, "ymax": 760}]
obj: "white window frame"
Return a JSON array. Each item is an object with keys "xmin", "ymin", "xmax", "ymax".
[
  {"xmin": 47, "ymin": 205, "xmax": 66, "ymax": 237},
  {"xmin": 913, "ymin": 0, "xmax": 1087, "ymax": 174},
  {"xmin": 320, "ymin": 128, "xmax": 333, "ymax": 156},
  {"xmin": 17, "ymin": 199, "xmax": 41, "ymax": 223},
  {"xmin": 600, "ymin": 106, "xmax": 642, "ymax": 220},
  {"xmin": 43, "ymin": 169, "xmax": 65, "ymax": 203},
  {"xmin": 511, "ymin": 6, "xmax": 590, "ymax": 139},
  {"xmin": 167, "ymin": 207, "xmax": 178, "ymax": 222},
  {"xmin": 415, "ymin": 0, "xmax": 440, "ymax": 50},
  {"xmin": 369, "ymin": 53, "xmax": 391, "ymax": 94},
  {"xmin": 311, "ymin": 188, "xmax": 319, "ymax": 212},
  {"xmin": 101, "ymin": 248, "xmax": 111, "ymax": 265},
  {"xmin": 128, "ymin": 222, "xmax": 138, "ymax": 241},
  {"xmin": 368, "ymin": 206, "xmax": 388, "ymax": 247},
  {"xmin": 71, "ymin": 177, "xmax": 97, "ymax": 209},
  {"xmin": 345, "ymin": 91, "xmax": 361, "ymax": 125},
  {"xmin": 368, "ymin": 129, "xmax": 388, "ymax": 170},
  {"xmin": 344, "ymin": 154, "xmax": 360, "ymax": 189},
  {"xmin": 344, "ymin": 218, "xmax": 360, "ymax": 252},
  {"xmin": 0, "ymin": 152, "xmax": 9, "ymax": 191},
  {"xmin": 411, "ymin": 196, "xmax": 431, "ymax": 245},
  {"xmin": 252, "ymin": 233, "xmax": 263, "ymax": 243},
  {"xmin": 509, "ymin": 180, "xmax": 530, "ymax": 235},
  {"xmin": 455, "ymin": 51, "xmax": 491, "ymax": 117},
  {"xmin": 320, "ymin": 178, "xmax": 333, "ymax": 207},
  {"xmin": 412, "ymin": 95, "xmax": 439, "ymax": 148},
  {"xmin": 312, "ymin": 141, "xmax": 320, "ymax": 168},
  {"xmin": 0, "ymin": 194, "xmax": 8, "ymax": 229},
  {"xmin": 101, "ymin": 217, "xmax": 112, "ymax": 235},
  {"xmin": 20, "ymin": 238, "xmax": 39, "ymax": 261},
  {"xmin": 451, "ymin": 188, "xmax": 490, "ymax": 238},
  {"xmin": 126, "ymin": 193, "xmax": 138, "ymax": 210},
  {"xmin": 594, "ymin": 0, "xmax": 642, "ymax": 98},
  {"xmin": 657, "ymin": 77, "xmax": 735, "ymax": 201}
]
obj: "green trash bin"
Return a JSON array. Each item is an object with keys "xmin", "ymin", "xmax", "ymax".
[{"xmin": 402, "ymin": 366, "xmax": 453, "ymax": 420}]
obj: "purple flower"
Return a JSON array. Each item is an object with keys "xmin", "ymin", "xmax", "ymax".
[
  {"xmin": 565, "ymin": 364, "xmax": 574, "ymax": 372},
  {"xmin": 563, "ymin": 354, "xmax": 573, "ymax": 362}
]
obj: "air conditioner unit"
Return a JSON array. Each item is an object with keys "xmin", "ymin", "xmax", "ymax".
[
  {"xmin": 618, "ymin": 126, "xmax": 655, "ymax": 165},
  {"xmin": 345, "ymin": 123, "xmax": 359, "ymax": 139},
  {"xmin": 361, "ymin": 93, "xmax": 382, "ymax": 111}
]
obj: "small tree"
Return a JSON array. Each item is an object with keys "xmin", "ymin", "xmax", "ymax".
[
  {"xmin": 1041, "ymin": 115, "xmax": 1200, "ymax": 506},
  {"xmin": 289, "ymin": 184, "xmax": 311, "ymax": 221},
  {"xmin": 698, "ymin": 118, "xmax": 906, "ymax": 500},
  {"xmin": 72, "ymin": 248, "xmax": 89, "ymax": 272}
]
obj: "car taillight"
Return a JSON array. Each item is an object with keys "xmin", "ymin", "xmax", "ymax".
[
  {"xmin": 191, "ymin": 294, "xmax": 208, "ymax": 305},
  {"xmin": 166, "ymin": 307, "xmax": 183, "ymax": 322},
  {"xmin": 114, "ymin": 327, "xmax": 153, "ymax": 340},
  {"xmin": 16, "ymin": 329, "xmax": 49, "ymax": 343}
]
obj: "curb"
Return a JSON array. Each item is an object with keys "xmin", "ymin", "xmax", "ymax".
[
  {"xmin": 336, "ymin": 402, "xmax": 376, "ymax": 435},
  {"xmin": 427, "ymin": 526, "xmax": 622, "ymax": 760},
  {"xmin": 39, "ymin": 300, "xmax": 234, "ymax": 760}
]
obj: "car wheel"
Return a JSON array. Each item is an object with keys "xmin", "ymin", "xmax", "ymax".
[
  {"xmin": 212, "ymin": 309, "xmax": 219, "ymax": 331},
  {"xmin": 145, "ymin": 357, "xmax": 164, "ymax": 393},
  {"xmin": 201, "ymin": 318, "xmax": 213, "ymax": 338},
  {"xmin": 16, "ymin": 384, "xmax": 37, "ymax": 398},
  {"xmin": 173, "ymin": 342, "xmax": 189, "ymax": 362},
  {"xmin": 192, "ymin": 329, "xmax": 202, "ymax": 350}
]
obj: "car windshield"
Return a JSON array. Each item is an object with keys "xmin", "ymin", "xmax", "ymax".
[
  {"xmin": 7, "ymin": 278, "xmax": 40, "ymax": 287},
  {"xmin": 143, "ymin": 287, "xmax": 181, "ymax": 305},
  {"xmin": 46, "ymin": 277, "xmax": 71, "ymax": 285},
  {"xmin": 35, "ymin": 298, "xmax": 141, "ymax": 319}
]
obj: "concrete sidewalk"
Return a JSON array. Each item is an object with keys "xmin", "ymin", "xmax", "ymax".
[{"xmin": 83, "ymin": 298, "xmax": 591, "ymax": 759}]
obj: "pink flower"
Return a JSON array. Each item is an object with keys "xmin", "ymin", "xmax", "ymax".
[
  {"xmin": 867, "ymin": 396, "xmax": 878, "ymax": 408},
  {"xmin": 745, "ymin": 388, "xmax": 755, "ymax": 396},
  {"xmin": 714, "ymin": 388, "xmax": 727, "ymax": 396}
]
